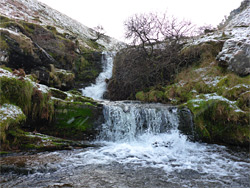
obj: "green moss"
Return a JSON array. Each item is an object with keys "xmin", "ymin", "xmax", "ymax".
[
  {"xmin": 135, "ymin": 91, "xmax": 147, "ymax": 101},
  {"xmin": 21, "ymin": 22, "xmax": 36, "ymax": 34},
  {"xmin": 1, "ymin": 29, "xmax": 34, "ymax": 56},
  {"xmin": 31, "ymin": 87, "xmax": 55, "ymax": 122},
  {"xmin": 194, "ymin": 81, "xmax": 214, "ymax": 94},
  {"xmin": 0, "ymin": 65, "xmax": 12, "ymax": 72},
  {"xmin": 0, "ymin": 15, "xmax": 11, "ymax": 23},
  {"xmin": 72, "ymin": 96, "xmax": 97, "ymax": 105},
  {"xmin": 0, "ymin": 75, "xmax": 55, "ymax": 123},
  {"xmin": 0, "ymin": 104, "xmax": 26, "ymax": 150},
  {"xmin": 216, "ymin": 74, "xmax": 250, "ymax": 88},
  {"xmin": 46, "ymin": 25, "xmax": 63, "ymax": 38},
  {"xmin": 237, "ymin": 91, "xmax": 250, "ymax": 111},
  {"xmin": 222, "ymin": 85, "xmax": 249, "ymax": 101},
  {"xmin": 49, "ymin": 69, "xmax": 75, "ymax": 89},
  {"xmin": 67, "ymin": 89, "xmax": 82, "ymax": 96},
  {"xmin": 86, "ymin": 39, "xmax": 103, "ymax": 50},
  {"xmin": 50, "ymin": 88, "xmax": 67, "ymax": 100},
  {"xmin": 52, "ymin": 101, "xmax": 98, "ymax": 139},
  {"xmin": 0, "ymin": 35, "xmax": 9, "ymax": 50},
  {"xmin": 0, "ymin": 77, "xmax": 33, "ymax": 114},
  {"xmin": 75, "ymin": 54, "xmax": 100, "ymax": 84},
  {"xmin": 148, "ymin": 90, "xmax": 164, "ymax": 102},
  {"xmin": 0, "ymin": 151, "xmax": 9, "ymax": 155},
  {"xmin": 186, "ymin": 99, "xmax": 250, "ymax": 146},
  {"xmin": 21, "ymin": 143, "xmax": 38, "ymax": 149}
]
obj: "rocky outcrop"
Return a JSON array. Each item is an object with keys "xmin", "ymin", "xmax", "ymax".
[
  {"xmin": 0, "ymin": 15, "xmax": 104, "ymax": 90},
  {"xmin": 216, "ymin": 0, "xmax": 250, "ymax": 76},
  {"xmin": 0, "ymin": 0, "xmax": 123, "ymax": 91},
  {"xmin": 0, "ymin": 68, "xmax": 104, "ymax": 151},
  {"xmin": 217, "ymin": 38, "xmax": 250, "ymax": 76}
]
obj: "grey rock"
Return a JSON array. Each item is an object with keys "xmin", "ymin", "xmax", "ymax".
[
  {"xmin": 178, "ymin": 107, "xmax": 197, "ymax": 141},
  {"xmin": 217, "ymin": 38, "xmax": 250, "ymax": 76}
]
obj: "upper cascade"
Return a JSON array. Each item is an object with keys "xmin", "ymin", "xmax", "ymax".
[{"xmin": 81, "ymin": 52, "xmax": 114, "ymax": 100}]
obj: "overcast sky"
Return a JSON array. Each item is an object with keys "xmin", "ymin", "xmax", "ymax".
[{"xmin": 38, "ymin": 0, "xmax": 242, "ymax": 40}]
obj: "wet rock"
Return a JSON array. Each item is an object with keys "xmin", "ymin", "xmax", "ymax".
[
  {"xmin": 178, "ymin": 107, "xmax": 197, "ymax": 141},
  {"xmin": 50, "ymin": 101, "xmax": 104, "ymax": 140}
]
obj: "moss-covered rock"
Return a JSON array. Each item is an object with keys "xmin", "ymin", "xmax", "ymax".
[
  {"xmin": 49, "ymin": 65, "xmax": 75, "ymax": 90},
  {"xmin": 49, "ymin": 88, "xmax": 68, "ymax": 100},
  {"xmin": 135, "ymin": 90, "xmax": 165, "ymax": 103},
  {"xmin": 0, "ymin": 68, "xmax": 104, "ymax": 151},
  {"xmin": 0, "ymin": 75, "xmax": 34, "ymax": 114},
  {"xmin": 186, "ymin": 97, "xmax": 250, "ymax": 146},
  {"xmin": 135, "ymin": 91, "xmax": 147, "ymax": 101},
  {"xmin": 49, "ymin": 100, "xmax": 103, "ymax": 140},
  {"xmin": 0, "ymin": 104, "xmax": 26, "ymax": 150}
]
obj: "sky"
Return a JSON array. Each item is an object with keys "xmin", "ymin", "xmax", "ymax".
[{"xmin": 38, "ymin": 0, "xmax": 242, "ymax": 41}]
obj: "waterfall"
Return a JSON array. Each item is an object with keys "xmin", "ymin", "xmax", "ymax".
[
  {"xmin": 99, "ymin": 102, "xmax": 179, "ymax": 142},
  {"xmin": 81, "ymin": 51, "xmax": 114, "ymax": 100},
  {"xmin": 2, "ymin": 51, "xmax": 249, "ymax": 188}
]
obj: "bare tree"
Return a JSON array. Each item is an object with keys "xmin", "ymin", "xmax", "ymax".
[
  {"xmin": 124, "ymin": 12, "xmax": 196, "ymax": 57},
  {"xmin": 92, "ymin": 25, "xmax": 105, "ymax": 42}
]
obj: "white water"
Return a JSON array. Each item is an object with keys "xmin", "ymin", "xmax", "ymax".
[
  {"xmin": 78, "ymin": 53, "xmax": 250, "ymax": 186},
  {"xmin": 81, "ymin": 51, "xmax": 114, "ymax": 100},
  {"xmin": 67, "ymin": 102, "xmax": 249, "ymax": 180}
]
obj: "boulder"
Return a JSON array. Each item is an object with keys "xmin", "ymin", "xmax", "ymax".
[{"xmin": 217, "ymin": 38, "xmax": 250, "ymax": 76}]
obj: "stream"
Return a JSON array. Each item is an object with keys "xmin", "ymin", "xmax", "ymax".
[{"xmin": 0, "ymin": 52, "xmax": 250, "ymax": 188}]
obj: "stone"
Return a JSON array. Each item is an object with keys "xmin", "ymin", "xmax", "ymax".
[
  {"xmin": 217, "ymin": 38, "xmax": 250, "ymax": 76},
  {"xmin": 177, "ymin": 107, "xmax": 197, "ymax": 141}
]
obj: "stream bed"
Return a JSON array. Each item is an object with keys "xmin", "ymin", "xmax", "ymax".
[
  {"xmin": 1, "ymin": 52, "xmax": 249, "ymax": 188},
  {"xmin": 1, "ymin": 101, "xmax": 250, "ymax": 188}
]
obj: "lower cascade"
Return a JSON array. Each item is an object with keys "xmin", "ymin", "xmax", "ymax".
[{"xmin": 99, "ymin": 101, "xmax": 179, "ymax": 142}]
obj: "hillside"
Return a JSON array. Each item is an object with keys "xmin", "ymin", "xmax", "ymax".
[
  {"xmin": 0, "ymin": 0, "xmax": 121, "ymax": 50},
  {"xmin": 0, "ymin": 0, "xmax": 122, "ymax": 90},
  {"xmin": 0, "ymin": 0, "xmax": 120, "ymax": 151}
]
